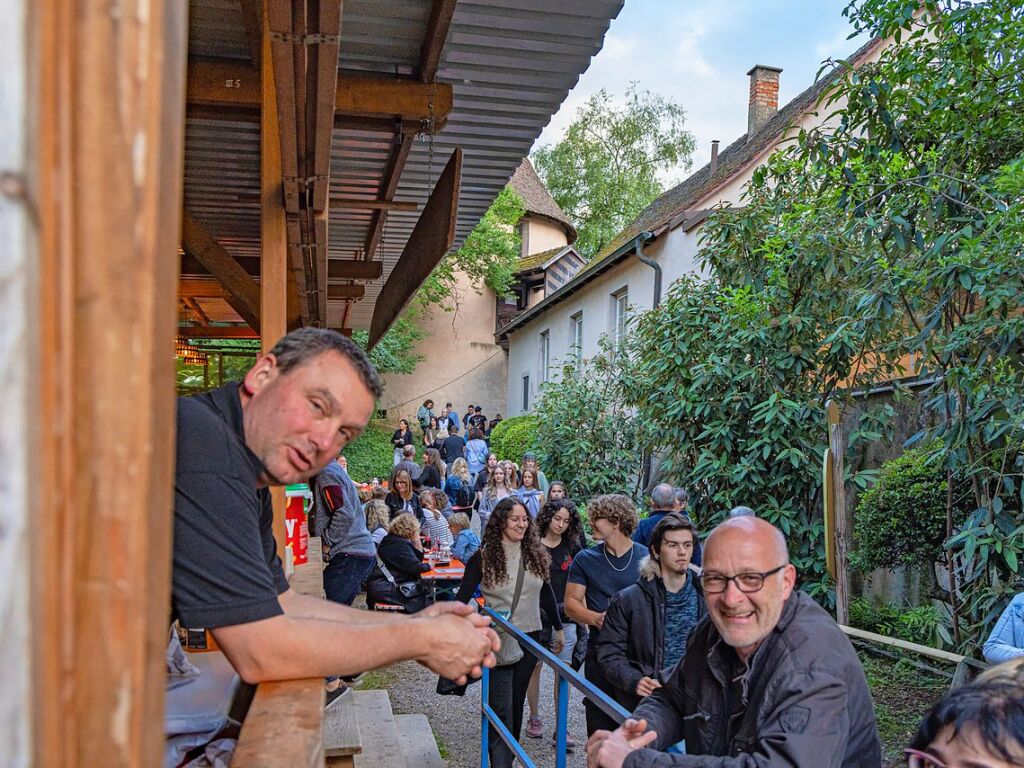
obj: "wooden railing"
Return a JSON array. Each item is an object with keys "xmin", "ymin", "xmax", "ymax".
[
  {"xmin": 839, "ymin": 624, "xmax": 988, "ymax": 687},
  {"xmin": 233, "ymin": 538, "xmax": 327, "ymax": 767}
]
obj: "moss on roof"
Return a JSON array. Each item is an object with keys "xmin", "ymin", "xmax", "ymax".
[
  {"xmin": 509, "ymin": 158, "xmax": 577, "ymax": 244},
  {"xmin": 516, "ymin": 245, "xmax": 567, "ymax": 273}
]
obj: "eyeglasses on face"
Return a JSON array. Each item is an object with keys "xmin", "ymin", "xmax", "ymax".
[
  {"xmin": 904, "ymin": 748, "xmax": 945, "ymax": 768},
  {"xmin": 700, "ymin": 564, "xmax": 787, "ymax": 594}
]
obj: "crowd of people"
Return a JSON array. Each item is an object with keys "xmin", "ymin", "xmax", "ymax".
[{"xmin": 171, "ymin": 327, "xmax": 1024, "ymax": 768}]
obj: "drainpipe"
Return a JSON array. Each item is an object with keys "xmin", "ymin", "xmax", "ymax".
[
  {"xmin": 633, "ymin": 230, "xmax": 660, "ymax": 308},
  {"xmin": 633, "ymin": 229, "xmax": 658, "ymax": 491}
]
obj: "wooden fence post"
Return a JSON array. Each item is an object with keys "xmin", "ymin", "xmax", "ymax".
[{"xmin": 826, "ymin": 400, "xmax": 851, "ymax": 626}]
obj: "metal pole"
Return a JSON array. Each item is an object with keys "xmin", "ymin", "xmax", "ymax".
[
  {"xmin": 481, "ymin": 666, "xmax": 490, "ymax": 768},
  {"xmin": 555, "ymin": 674, "xmax": 569, "ymax": 768}
]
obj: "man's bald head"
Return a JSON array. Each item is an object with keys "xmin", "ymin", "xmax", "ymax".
[{"xmin": 705, "ymin": 515, "xmax": 789, "ymax": 564}]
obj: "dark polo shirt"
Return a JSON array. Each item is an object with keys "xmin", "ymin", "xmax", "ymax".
[{"xmin": 172, "ymin": 382, "xmax": 289, "ymax": 628}]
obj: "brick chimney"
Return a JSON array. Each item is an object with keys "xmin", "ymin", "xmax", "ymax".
[{"xmin": 746, "ymin": 65, "xmax": 782, "ymax": 135}]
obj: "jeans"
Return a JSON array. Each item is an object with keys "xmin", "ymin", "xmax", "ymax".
[
  {"xmin": 323, "ymin": 553, "xmax": 375, "ymax": 606},
  {"xmin": 487, "ymin": 630, "xmax": 542, "ymax": 768}
]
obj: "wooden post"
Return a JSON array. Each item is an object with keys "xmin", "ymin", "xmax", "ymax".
[
  {"xmin": 31, "ymin": 1, "xmax": 188, "ymax": 766},
  {"xmin": 262, "ymin": 2, "xmax": 289, "ymax": 559},
  {"xmin": 827, "ymin": 400, "xmax": 851, "ymax": 626},
  {"xmin": 0, "ymin": 0, "xmax": 33, "ymax": 761}
]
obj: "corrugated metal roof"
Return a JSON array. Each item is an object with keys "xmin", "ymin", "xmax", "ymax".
[{"xmin": 182, "ymin": 0, "xmax": 623, "ymax": 332}]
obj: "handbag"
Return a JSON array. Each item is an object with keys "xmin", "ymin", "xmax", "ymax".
[
  {"xmin": 376, "ymin": 555, "xmax": 426, "ymax": 607},
  {"xmin": 492, "ymin": 555, "xmax": 527, "ymax": 666}
]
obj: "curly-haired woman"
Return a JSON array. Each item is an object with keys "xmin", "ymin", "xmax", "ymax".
[
  {"xmin": 455, "ymin": 498, "xmax": 564, "ymax": 768},
  {"xmin": 524, "ymin": 499, "xmax": 586, "ymax": 745}
]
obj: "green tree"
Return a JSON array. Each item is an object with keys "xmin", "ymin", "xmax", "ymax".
[
  {"xmin": 533, "ymin": 337, "xmax": 649, "ymax": 500},
  {"xmin": 352, "ymin": 310, "xmax": 427, "ymax": 375},
  {"xmin": 532, "ymin": 84, "xmax": 695, "ymax": 259},
  {"xmin": 811, "ymin": 0, "xmax": 1024, "ymax": 650},
  {"xmin": 418, "ymin": 187, "xmax": 525, "ymax": 308}
]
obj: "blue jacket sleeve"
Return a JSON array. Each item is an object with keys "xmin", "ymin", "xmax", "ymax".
[{"xmin": 983, "ymin": 593, "xmax": 1024, "ymax": 664}]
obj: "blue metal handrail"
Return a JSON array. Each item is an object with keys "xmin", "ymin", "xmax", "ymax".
[{"xmin": 480, "ymin": 606, "xmax": 631, "ymax": 768}]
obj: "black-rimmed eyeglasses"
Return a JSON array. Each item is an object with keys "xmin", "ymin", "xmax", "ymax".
[{"xmin": 700, "ymin": 565, "xmax": 787, "ymax": 594}]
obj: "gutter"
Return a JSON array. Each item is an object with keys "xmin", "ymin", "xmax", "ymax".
[{"xmin": 633, "ymin": 231, "xmax": 659, "ymax": 308}]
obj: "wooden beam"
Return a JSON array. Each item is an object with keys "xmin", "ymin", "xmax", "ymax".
[
  {"xmin": 182, "ymin": 297, "xmax": 211, "ymax": 326},
  {"xmin": 307, "ymin": 0, "xmax": 342, "ymax": 214},
  {"xmin": 178, "ymin": 325, "xmax": 260, "ymax": 339},
  {"xmin": 420, "ymin": 0, "xmax": 458, "ymax": 83},
  {"xmin": 335, "ymin": 198, "xmax": 417, "ymax": 211},
  {"xmin": 33, "ymin": 0, "xmax": 188, "ymax": 765},
  {"xmin": 368, "ymin": 148, "xmax": 462, "ymax": 348},
  {"xmin": 327, "ymin": 259, "xmax": 383, "ymax": 280},
  {"xmin": 327, "ymin": 284, "xmax": 365, "ymax": 300},
  {"xmin": 232, "ymin": 679, "xmax": 325, "ymax": 767},
  {"xmin": 179, "ymin": 277, "xmax": 234, "ymax": 299},
  {"xmin": 181, "ymin": 211, "xmax": 262, "ymax": 332},
  {"xmin": 364, "ymin": 133, "xmax": 414, "ymax": 260},
  {"xmin": 186, "ymin": 61, "xmax": 453, "ymax": 123}
]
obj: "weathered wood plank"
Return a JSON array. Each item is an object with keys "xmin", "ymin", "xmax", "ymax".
[
  {"xmin": 233, "ymin": 678, "xmax": 326, "ymax": 768},
  {"xmin": 327, "ymin": 284, "xmax": 365, "ymax": 300},
  {"xmin": 327, "ymin": 259, "xmax": 384, "ymax": 281},
  {"xmin": 32, "ymin": 1, "xmax": 188, "ymax": 765},
  {"xmin": 419, "ymin": 0, "xmax": 458, "ymax": 83},
  {"xmin": 352, "ymin": 691, "xmax": 406, "ymax": 768},
  {"xmin": 325, "ymin": 692, "xmax": 363, "ymax": 759},
  {"xmin": 368, "ymin": 148, "xmax": 462, "ymax": 348}
]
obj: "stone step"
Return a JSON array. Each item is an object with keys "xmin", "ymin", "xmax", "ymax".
[
  {"xmin": 352, "ymin": 690, "xmax": 407, "ymax": 768},
  {"xmin": 395, "ymin": 714, "xmax": 445, "ymax": 768}
]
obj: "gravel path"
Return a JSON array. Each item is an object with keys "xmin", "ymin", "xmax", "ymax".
[{"xmin": 379, "ymin": 658, "xmax": 591, "ymax": 768}]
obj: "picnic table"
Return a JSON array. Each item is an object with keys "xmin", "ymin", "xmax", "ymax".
[{"xmin": 420, "ymin": 556, "xmax": 465, "ymax": 603}]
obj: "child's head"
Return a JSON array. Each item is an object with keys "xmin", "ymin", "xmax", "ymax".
[{"xmin": 448, "ymin": 512, "xmax": 471, "ymax": 535}]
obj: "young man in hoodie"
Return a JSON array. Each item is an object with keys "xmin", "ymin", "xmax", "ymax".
[{"xmin": 596, "ymin": 514, "xmax": 705, "ymax": 711}]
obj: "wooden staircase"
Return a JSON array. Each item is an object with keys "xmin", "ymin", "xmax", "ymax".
[{"xmin": 324, "ymin": 689, "xmax": 445, "ymax": 768}]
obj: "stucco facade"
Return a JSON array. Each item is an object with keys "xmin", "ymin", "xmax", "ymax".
[{"xmin": 503, "ymin": 44, "xmax": 885, "ymax": 416}]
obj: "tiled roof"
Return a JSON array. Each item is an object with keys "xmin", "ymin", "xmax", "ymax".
[
  {"xmin": 497, "ymin": 36, "xmax": 883, "ymax": 338},
  {"xmin": 516, "ymin": 245, "xmax": 568, "ymax": 273},
  {"xmin": 509, "ymin": 158, "xmax": 578, "ymax": 244},
  {"xmin": 580, "ymin": 35, "xmax": 883, "ymax": 273}
]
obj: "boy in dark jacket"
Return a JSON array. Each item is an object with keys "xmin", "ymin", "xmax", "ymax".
[{"xmin": 597, "ymin": 515, "xmax": 705, "ymax": 711}]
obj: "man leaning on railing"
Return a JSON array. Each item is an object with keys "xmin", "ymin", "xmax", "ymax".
[
  {"xmin": 171, "ymin": 328, "xmax": 499, "ymax": 687},
  {"xmin": 586, "ymin": 515, "xmax": 882, "ymax": 768}
]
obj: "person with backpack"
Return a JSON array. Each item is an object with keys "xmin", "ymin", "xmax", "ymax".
[{"xmin": 445, "ymin": 457, "xmax": 475, "ymax": 512}]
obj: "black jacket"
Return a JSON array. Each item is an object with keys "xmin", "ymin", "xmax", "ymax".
[
  {"xmin": 418, "ymin": 464, "xmax": 443, "ymax": 490},
  {"xmin": 392, "ymin": 428, "xmax": 414, "ymax": 448},
  {"xmin": 623, "ymin": 591, "xmax": 881, "ymax": 768},
  {"xmin": 385, "ymin": 491, "xmax": 423, "ymax": 522},
  {"xmin": 596, "ymin": 557, "xmax": 706, "ymax": 711},
  {"xmin": 441, "ymin": 434, "xmax": 465, "ymax": 462},
  {"xmin": 371, "ymin": 533, "xmax": 429, "ymax": 582}
]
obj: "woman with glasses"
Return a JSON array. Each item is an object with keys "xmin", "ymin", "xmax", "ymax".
[{"xmin": 384, "ymin": 467, "xmax": 422, "ymax": 521}]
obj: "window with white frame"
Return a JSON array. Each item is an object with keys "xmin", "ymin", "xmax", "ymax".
[
  {"xmin": 570, "ymin": 311, "xmax": 583, "ymax": 369},
  {"xmin": 539, "ymin": 330, "xmax": 551, "ymax": 383},
  {"xmin": 612, "ymin": 288, "xmax": 629, "ymax": 346}
]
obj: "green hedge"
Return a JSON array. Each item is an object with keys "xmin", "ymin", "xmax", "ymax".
[
  {"xmin": 343, "ymin": 421, "xmax": 398, "ymax": 483},
  {"xmin": 489, "ymin": 414, "xmax": 539, "ymax": 463},
  {"xmin": 852, "ymin": 447, "xmax": 972, "ymax": 572}
]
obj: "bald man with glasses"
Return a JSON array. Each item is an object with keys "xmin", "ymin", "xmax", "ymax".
[{"xmin": 587, "ymin": 515, "xmax": 881, "ymax": 768}]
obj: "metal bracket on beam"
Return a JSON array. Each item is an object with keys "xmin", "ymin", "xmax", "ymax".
[
  {"xmin": 269, "ymin": 32, "xmax": 342, "ymax": 46},
  {"xmin": 284, "ymin": 174, "xmax": 329, "ymax": 187}
]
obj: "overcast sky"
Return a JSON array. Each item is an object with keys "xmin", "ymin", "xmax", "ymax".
[{"xmin": 532, "ymin": 0, "xmax": 870, "ymax": 184}]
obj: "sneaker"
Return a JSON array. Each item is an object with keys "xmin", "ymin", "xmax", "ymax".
[
  {"xmin": 324, "ymin": 684, "xmax": 351, "ymax": 709},
  {"xmin": 525, "ymin": 715, "xmax": 544, "ymax": 739},
  {"xmin": 551, "ymin": 733, "xmax": 577, "ymax": 752}
]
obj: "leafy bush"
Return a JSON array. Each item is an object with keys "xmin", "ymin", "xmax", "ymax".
[
  {"xmin": 849, "ymin": 597, "xmax": 945, "ymax": 649},
  {"xmin": 533, "ymin": 342, "xmax": 647, "ymax": 501},
  {"xmin": 489, "ymin": 415, "xmax": 539, "ymax": 463},
  {"xmin": 343, "ymin": 421, "xmax": 398, "ymax": 483},
  {"xmin": 852, "ymin": 448, "xmax": 973, "ymax": 572}
]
